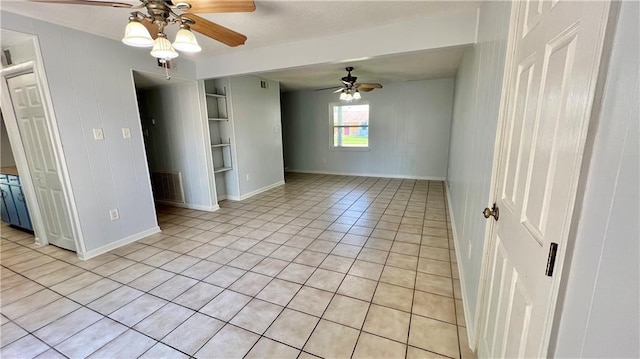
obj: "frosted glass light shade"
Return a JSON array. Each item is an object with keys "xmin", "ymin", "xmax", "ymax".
[
  {"xmin": 122, "ymin": 20, "xmax": 154, "ymax": 48},
  {"xmin": 353, "ymin": 91, "xmax": 361, "ymax": 100},
  {"xmin": 339, "ymin": 91, "xmax": 347, "ymax": 100},
  {"xmin": 173, "ymin": 28, "xmax": 202, "ymax": 53},
  {"xmin": 150, "ymin": 36, "xmax": 179, "ymax": 59}
]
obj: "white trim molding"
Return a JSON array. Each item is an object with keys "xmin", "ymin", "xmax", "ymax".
[
  {"xmin": 226, "ymin": 181, "xmax": 285, "ymax": 201},
  {"xmin": 287, "ymin": 169, "xmax": 445, "ymax": 181},
  {"xmin": 155, "ymin": 200, "xmax": 220, "ymax": 212},
  {"xmin": 78, "ymin": 226, "xmax": 161, "ymax": 260}
]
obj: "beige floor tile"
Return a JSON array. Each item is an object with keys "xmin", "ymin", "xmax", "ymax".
[
  {"xmin": 365, "ymin": 237, "xmax": 394, "ymax": 251},
  {"xmin": 229, "ymin": 272, "xmax": 272, "ymax": 296},
  {"xmin": 380, "ymin": 266, "xmax": 417, "ymax": 289},
  {"xmin": 55, "ymin": 318, "xmax": 127, "ymax": 359},
  {"xmin": 348, "ymin": 260, "xmax": 384, "ymax": 280},
  {"xmin": 187, "ymin": 244, "xmax": 222, "ymax": 259},
  {"xmin": 15, "ymin": 298, "xmax": 80, "ymax": 332},
  {"xmin": 455, "ymin": 299, "xmax": 466, "ymax": 327},
  {"xmin": 252, "ymin": 257, "xmax": 289, "ymax": 276},
  {"xmin": 139, "ymin": 343, "xmax": 188, "ymax": 359},
  {"xmin": 307, "ymin": 240, "xmax": 337, "ymax": 254},
  {"xmin": 127, "ymin": 269, "xmax": 174, "ymax": 292},
  {"xmin": 195, "ymin": 324, "xmax": 260, "ymax": 359},
  {"xmin": 277, "ymin": 263, "xmax": 316, "ymax": 284},
  {"xmin": 230, "ymin": 298, "xmax": 283, "ymax": 334},
  {"xmin": 181, "ymin": 260, "xmax": 223, "ymax": 280},
  {"xmin": 34, "ymin": 348, "xmax": 67, "ymax": 359},
  {"xmin": 87, "ymin": 286, "xmax": 143, "ymax": 315},
  {"xmin": 245, "ymin": 337, "xmax": 300, "ymax": 359},
  {"xmin": 304, "ymin": 319, "xmax": 359, "ymax": 358},
  {"xmin": 413, "ymin": 290, "xmax": 456, "ymax": 324},
  {"xmin": 391, "ymin": 242, "xmax": 421, "ymax": 256},
  {"xmin": 247, "ymin": 241, "xmax": 280, "ymax": 256},
  {"xmin": 1, "ymin": 281, "xmax": 46, "ymax": 305},
  {"xmin": 87, "ymin": 329, "xmax": 155, "ymax": 358},
  {"xmin": 173, "ymin": 282, "xmax": 224, "ymax": 310},
  {"xmin": 319, "ymin": 255, "xmax": 354, "ymax": 273},
  {"xmin": 357, "ymin": 248, "xmax": 389, "ymax": 264},
  {"xmin": 409, "ymin": 315, "xmax": 460, "ymax": 359},
  {"xmin": 453, "ymin": 279, "xmax": 462, "ymax": 300},
  {"xmin": 33, "ymin": 308, "xmax": 103, "ymax": 346},
  {"xmin": 108, "ymin": 263, "xmax": 155, "ymax": 284},
  {"xmin": 108, "ymin": 294, "xmax": 167, "ymax": 326},
  {"xmin": 162, "ymin": 313, "xmax": 225, "ymax": 355},
  {"xmin": 458, "ymin": 326, "xmax": 476, "ymax": 359},
  {"xmin": 293, "ymin": 250, "xmax": 328, "ymax": 267},
  {"xmin": 228, "ymin": 252, "xmax": 265, "ymax": 270},
  {"xmin": 269, "ymin": 245, "xmax": 303, "ymax": 261},
  {"xmin": 386, "ymin": 253, "xmax": 419, "ymax": 270},
  {"xmin": 265, "ymin": 308, "xmax": 319, "ymax": 349},
  {"xmin": 419, "ymin": 246, "xmax": 450, "ymax": 262},
  {"xmin": 133, "ymin": 303, "xmax": 194, "ymax": 340},
  {"xmin": 160, "ymin": 255, "xmax": 201, "ymax": 273},
  {"xmin": 421, "ymin": 236, "xmax": 449, "ymax": 249},
  {"xmin": 149, "ymin": 274, "xmax": 198, "ymax": 300},
  {"xmin": 203, "ymin": 265, "xmax": 247, "ymax": 287},
  {"xmin": 418, "ymin": 258, "xmax": 452, "ymax": 277},
  {"xmin": 287, "ymin": 286, "xmax": 333, "ymax": 317},
  {"xmin": 352, "ymin": 332, "xmax": 407, "ymax": 359},
  {"xmin": 323, "ymin": 294, "xmax": 370, "ymax": 329},
  {"xmin": 305, "ymin": 269, "xmax": 345, "ymax": 292},
  {"xmin": 256, "ymin": 279, "xmax": 302, "ymax": 306},
  {"xmin": 406, "ymin": 346, "xmax": 449, "ymax": 358},
  {"xmin": 415, "ymin": 272, "xmax": 453, "ymax": 297},
  {"xmin": 2, "ymin": 290, "xmax": 62, "ymax": 320},
  {"xmin": 331, "ymin": 243, "xmax": 362, "ymax": 258},
  {"xmin": 1, "ymin": 334, "xmax": 50, "ymax": 359},
  {"xmin": 372, "ymin": 282, "xmax": 414, "ymax": 312},
  {"xmin": 363, "ymin": 304, "xmax": 411, "ymax": 343},
  {"xmin": 200, "ymin": 290, "xmax": 252, "ymax": 321},
  {"xmin": 337, "ymin": 275, "xmax": 378, "ymax": 301},
  {"xmin": 91, "ymin": 258, "xmax": 136, "ymax": 277},
  {"xmin": 0, "ymin": 321, "xmax": 28, "ymax": 347},
  {"xmin": 207, "ymin": 247, "xmax": 243, "ymax": 264}
]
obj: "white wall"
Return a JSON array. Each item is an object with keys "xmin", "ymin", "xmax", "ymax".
[
  {"xmin": 1, "ymin": 114, "xmax": 16, "ymax": 167},
  {"xmin": 445, "ymin": 0, "xmax": 512, "ymax": 339},
  {"xmin": 1, "ymin": 11, "xmax": 197, "ymax": 253},
  {"xmin": 282, "ymin": 79, "xmax": 454, "ymax": 179},
  {"xmin": 136, "ymin": 82, "xmax": 213, "ymax": 210},
  {"xmin": 228, "ymin": 75, "xmax": 284, "ymax": 199},
  {"xmin": 551, "ymin": 2, "xmax": 639, "ymax": 357},
  {"xmin": 196, "ymin": 11, "xmax": 477, "ymax": 79}
]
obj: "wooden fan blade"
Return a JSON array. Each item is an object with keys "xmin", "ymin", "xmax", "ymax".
[
  {"xmin": 357, "ymin": 83, "xmax": 383, "ymax": 89},
  {"xmin": 333, "ymin": 88, "xmax": 345, "ymax": 93},
  {"xmin": 30, "ymin": 0, "xmax": 133, "ymax": 7},
  {"xmin": 180, "ymin": 0, "xmax": 255, "ymax": 13},
  {"xmin": 182, "ymin": 13, "xmax": 247, "ymax": 47},
  {"xmin": 359, "ymin": 88, "xmax": 375, "ymax": 92},
  {"xmin": 140, "ymin": 18, "xmax": 159, "ymax": 39}
]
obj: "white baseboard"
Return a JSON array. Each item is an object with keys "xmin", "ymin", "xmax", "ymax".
[
  {"xmin": 286, "ymin": 169, "xmax": 445, "ymax": 181},
  {"xmin": 78, "ymin": 226, "xmax": 161, "ymax": 260},
  {"xmin": 445, "ymin": 180, "xmax": 476, "ymax": 348},
  {"xmin": 156, "ymin": 200, "xmax": 219, "ymax": 212},
  {"xmin": 225, "ymin": 181, "xmax": 285, "ymax": 201}
]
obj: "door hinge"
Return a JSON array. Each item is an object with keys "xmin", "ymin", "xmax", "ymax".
[{"xmin": 545, "ymin": 242, "xmax": 559, "ymax": 276}]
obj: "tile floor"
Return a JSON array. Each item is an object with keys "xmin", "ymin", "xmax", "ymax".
[{"xmin": 1, "ymin": 173, "xmax": 476, "ymax": 359}]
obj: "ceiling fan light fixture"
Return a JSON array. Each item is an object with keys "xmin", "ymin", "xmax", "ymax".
[
  {"xmin": 353, "ymin": 90, "xmax": 361, "ymax": 100},
  {"xmin": 340, "ymin": 91, "xmax": 348, "ymax": 101},
  {"xmin": 122, "ymin": 17, "xmax": 154, "ymax": 48},
  {"xmin": 150, "ymin": 33, "xmax": 179, "ymax": 60},
  {"xmin": 173, "ymin": 25, "xmax": 202, "ymax": 53}
]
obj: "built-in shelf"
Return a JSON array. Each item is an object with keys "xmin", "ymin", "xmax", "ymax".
[
  {"xmin": 208, "ymin": 117, "xmax": 228, "ymax": 121},
  {"xmin": 206, "ymin": 93, "xmax": 226, "ymax": 98},
  {"xmin": 211, "ymin": 143, "xmax": 231, "ymax": 148},
  {"xmin": 213, "ymin": 167, "xmax": 233, "ymax": 174}
]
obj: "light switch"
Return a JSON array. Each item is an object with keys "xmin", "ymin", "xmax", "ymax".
[
  {"xmin": 93, "ymin": 128, "xmax": 104, "ymax": 140},
  {"xmin": 122, "ymin": 128, "xmax": 131, "ymax": 139}
]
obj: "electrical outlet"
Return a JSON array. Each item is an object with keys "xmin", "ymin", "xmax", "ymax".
[
  {"xmin": 93, "ymin": 128, "xmax": 104, "ymax": 140},
  {"xmin": 246, "ymin": 174, "xmax": 250, "ymax": 181},
  {"xmin": 109, "ymin": 209, "xmax": 119, "ymax": 221},
  {"xmin": 122, "ymin": 128, "xmax": 131, "ymax": 139}
]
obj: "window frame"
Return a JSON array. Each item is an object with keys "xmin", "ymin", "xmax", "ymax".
[{"xmin": 329, "ymin": 101, "xmax": 371, "ymax": 151}]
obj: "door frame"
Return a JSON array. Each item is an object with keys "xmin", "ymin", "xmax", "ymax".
[
  {"xmin": 474, "ymin": 0, "xmax": 614, "ymax": 355},
  {"xmin": 0, "ymin": 44, "xmax": 85, "ymax": 254}
]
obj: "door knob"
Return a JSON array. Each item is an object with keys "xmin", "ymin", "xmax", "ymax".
[{"xmin": 483, "ymin": 203, "xmax": 499, "ymax": 221}]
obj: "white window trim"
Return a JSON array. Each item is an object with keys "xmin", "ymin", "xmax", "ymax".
[{"xmin": 329, "ymin": 101, "xmax": 371, "ymax": 152}]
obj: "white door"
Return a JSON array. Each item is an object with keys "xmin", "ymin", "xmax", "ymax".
[
  {"xmin": 6, "ymin": 73, "xmax": 76, "ymax": 251},
  {"xmin": 478, "ymin": 1, "xmax": 611, "ymax": 357}
]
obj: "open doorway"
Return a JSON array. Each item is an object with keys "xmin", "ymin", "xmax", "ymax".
[
  {"xmin": 132, "ymin": 70, "xmax": 216, "ymax": 212},
  {"xmin": 0, "ymin": 29, "xmax": 82, "ymax": 252}
]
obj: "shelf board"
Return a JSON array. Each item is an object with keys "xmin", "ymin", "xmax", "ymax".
[
  {"xmin": 208, "ymin": 117, "xmax": 228, "ymax": 121},
  {"xmin": 211, "ymin": 143, "xmax": 231, "ymax": 148},
  {"xmin": 213, "ymin": 167, "xmax": 233, "ymax": 173},
  {"xmin": 206, "ymin": 93, "xmax": 226, "ymax": 98}
]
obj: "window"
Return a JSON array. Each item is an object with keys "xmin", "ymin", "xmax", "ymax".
[{"xmin": 332, "ymin": 103, "xmax": 369, "ymax": 148}]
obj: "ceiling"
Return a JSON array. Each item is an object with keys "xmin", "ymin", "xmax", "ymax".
[
  {"xmin": 132, "ymin": 70, "xmax": 193, "ymax": 88},
  {"xmin": 259, "ymin": 46, "xmax": 468, "ymax": 92},
  {"xmin": 0, "ymin": 0, "xmax": 480, "ymax": 58}
]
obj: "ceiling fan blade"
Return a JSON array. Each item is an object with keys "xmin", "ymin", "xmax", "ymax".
[
  {"xmin": 179, "ymin": 0, "xmax": 255, "ymax": 13},
  {"xmin": 333, "ymin": 88, "xmax": 345, "ymax": 93},
  {"xmin": 183, "ymin": 13, "xmax": 247, "ymax": 47},
  {"xmin": 30, "ymin": 0, "xmax": 133, "ymax": 7},
  {"xmin": 357, "ymin": 83, "xmax": 383, "ymax": 89},
  {"xmin": 140, "ymin": 18, "xmax": 159, "ymax": 39},
  {"xmin": 359, "ymin": 88, "xmax": 375, "ymax": 92}
]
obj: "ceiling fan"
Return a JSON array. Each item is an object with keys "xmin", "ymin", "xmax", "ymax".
[
  {"xmin": 30, "ymin": 0, "xmax": 255, "ymax": 60},
  {"xmin": 332, "ymin": 67, "xmax": 383, "ymax": 101}
]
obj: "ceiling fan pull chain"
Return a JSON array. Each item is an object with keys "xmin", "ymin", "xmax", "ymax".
[{"xmin": 164, "ymin": 59, "xmax": 171, "ymax": 80}]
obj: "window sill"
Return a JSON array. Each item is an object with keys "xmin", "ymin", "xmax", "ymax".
[{"xmin": 330, "ymin": 146, "xmax": 371, "ymax": 152}]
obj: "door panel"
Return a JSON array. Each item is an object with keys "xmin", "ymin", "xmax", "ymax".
[
  {"xmin": 479, "ymin": 1, "xmax": 611, "ymax": 357},
  {"xmin": 7, "ymin": 73, "xmax": 76, "ymax": 251}
]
